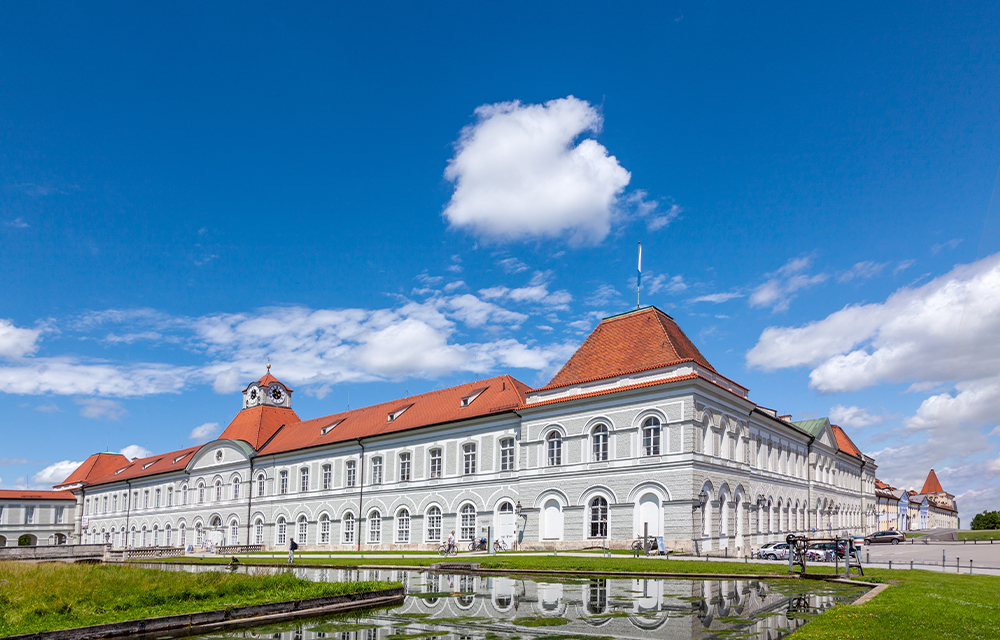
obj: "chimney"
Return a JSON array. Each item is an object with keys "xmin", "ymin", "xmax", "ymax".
[{"xmin": 779, "ymin": 414, "xmax": 792, "ymax": 421}]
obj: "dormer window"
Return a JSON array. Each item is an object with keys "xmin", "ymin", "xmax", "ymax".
[
  {"xmin": 461, "ymin": 388, "xmax": 487, "ymax": 408},
  {"xmin": 172, "ymin": 453, "xmax": 190, "ymax": 465},
  {"xmin": 142, "ymin": 459, "xmax": 160, "ymax": 470},
  {"xmin": 387, "ymin": 405, "xmax": 412, "ymax": 423},
  {"xmin": 321, "ymin": 420, "xmax": 343, "ymax": 435}
]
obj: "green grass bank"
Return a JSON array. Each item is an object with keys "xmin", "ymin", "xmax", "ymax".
[{"xmin": 0, "ymin": 561, "xmax": 396, "ymax": 636}]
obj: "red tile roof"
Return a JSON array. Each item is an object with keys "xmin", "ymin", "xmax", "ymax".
[
  {"xmin": 921, "ymin": 468, "xmax": 944, "ymax": 494},
  {"xmin": 0, "ymin": 489, "xmax": 76, "ymax": 501},
  {"xmin": 85, "ymin": 445, "xmax": 202, "ymax": 487},
  {"xmin": 257, "ymin": 375, "xmax": 529, "ymax": 456},
  {"xmin": 218, "ymin": 405, "xmax": 301, "ymax": 450},
  {"xmin": 245, "ymin": 372, "xmax": 293, "ymax": 392},
  {"xmin": 54, "ymin": 452, "xmax": 129, "ymax": 488},
  {"xmin": 541, "ymin": 307, "xmax": 715, "ymax": 391},
  {"xmin": 831, "ymin": 425, "xmax": 863, "ymax": 458}
]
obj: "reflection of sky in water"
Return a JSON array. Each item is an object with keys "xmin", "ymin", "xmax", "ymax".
[{"xmin": 148, "ymin": 565, "xmax": 865, "ymax": 640}]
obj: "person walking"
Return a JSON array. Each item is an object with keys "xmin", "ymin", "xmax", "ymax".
[
  {"xmin": 447, "ymin": 530, "xmax": 456, "ymax": 555},
  {"xmin": 288, "ymin": 537, "xmax": 298, "ymax": 563}
]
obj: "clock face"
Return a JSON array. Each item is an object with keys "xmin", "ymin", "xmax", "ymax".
[
  {"xmin": 269, "ymin": 384, "xmax": 285, "ymax": 404},
  {"xmin": 247, "ymin": 387, "xmax": 260, "ymax": 406}
]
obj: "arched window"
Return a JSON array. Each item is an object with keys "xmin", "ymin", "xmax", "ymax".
[
  {"xmin": 229, "ymin": 520, "xmax": 239, "ymax": 546},
  {"xmin": 141, "ymin": 526, "xmax": 148, "ymax": 547},
  {"xmin": 642, "ymin": 417, "xmax": 661, "ymax": 456},
  {"xmin": 589, "ymin": 497, "xmax": 608, "ymax": 538},
  {"xmin": 546, "ymin": 432, "xmax": 562, "ymax": 466},
  {"xmin": 180, "ymin": 523, "xmax": 186, "ymax": 547},
  {"xmin": 343, "ymin": 512, "xmax": 355, "ymax": 544},
  {"xmin": 460, "ymin": 504, "xmax": 476, "ymax": 541},
  {"xmin": 256, "ymin": 474, "xmax": 266, "ymax": 497},
  {"xmin": 319, "ymin": 514, "xmax": 330, "ymax": 544},
  {"xmin": 182, "ymin": 484, "xmax": 188, "ymax": 505},
  {"xmin": 198, "ymin": 482, "xmax": 205, "ymax": 504},
  {"xmin": 276, "ymin": 517, "xmax": 287, "ymax": 546},
  {"xmin": 368, "ymin": 511, "xmax": 381, "ymax": 543},
  {"xmin": 110, "ymin": 527, "xmax": 117, "ymax": 547},
  {"xmin": 592, "ymin": 425, "xmax": 609, "ymax": 461},
  {"xmin": 232, "ymin": 476, "xmax": 241, "ymax": 500},
  {"xmin": 297, "ymin": 515, "xmax": 308, "ymax": 545},
  {"xmin": 426, "ymin": 506, "xmax": 441, "ymax": 541},
  {"xmin": 397, "ymin": 508, "xmax": 410, "ymax": 543},
  {"xmin": 130, "ymin": 526, "xmax": 137, "ymax": 547},
  {"xmin": 165, "ymin": 524, "xmax": 172, "ymax": 547},
  {"xmin": 153, "ymin": 525, "xmax": 159, "ymax": 546},
  {"xmin": 215, "ymin": 480, "xmax": 223, "ymax": 502},
  {"xmin": 254, "ymin": 519, "xmax": 264, "ymax": 545}
]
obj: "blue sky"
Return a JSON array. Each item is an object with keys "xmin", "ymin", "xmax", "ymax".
[{"xmin": 2, "ymin": 2, "xmax": 999, "ymax": 516}]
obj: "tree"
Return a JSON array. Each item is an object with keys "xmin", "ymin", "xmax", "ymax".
[
  {"xmin": 970, "ymin": 510, "xmax": 1000, "ymax": 530},
  {"xmin": 17, "ymin": 534, "xmax": 33, "ymax": 546}
]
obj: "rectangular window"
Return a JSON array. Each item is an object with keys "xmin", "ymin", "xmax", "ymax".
[
  {"xmin": 155, "ymin": 489, "xmax": 161, "ymax": 508},
  {"xmin": 300, "ymin": 468, "xmax": 309, "ymax": 493},
  {"xmin": 103, "ymin": 496, "xmax": 108, "ymax": 513},
  {"xmin": 133, "ymin": 492, "xmax": 139, "ymax": 510},
  {"xmin": 144, "ymin": 491, "xmax": 149, "ymax": 509},
  {"xmin": 346, "ymin": 461, "xmax": 356, "ymax": 487},
  {"xmin": 500, "ymin": 438, "xmax": 514, "ymax": 471},
  {"xmin": 233, "ymin": 479, "xmax": 240, "ymax": 500},
  {"xmin": 113, "ymin": 494, "xmax": 118, "ymax": 512},
  {"xmin": 279, "ymin": 470, "xmax": 289, "ymax": 495},
  {"xmin": 643, "ymin": 426, "xmax": 661, "ymax": 456},
  {"xmin": 463, "ymin": 443, "xmax": 477, "ymax": 475},
  {"xmin": 25, "ymin": 506, "xmax": 35, "ymax": 524},
  {"xmin": 343, "ymin": 515, "xmax": 355, "ymax": 543},
  {"xmin": 371, "ymin": 457, "xmax": 383, "ymax": 485},
  {"xmin": 166, "ymin": 488, "xmax": 172, "ymax": 507},
  {"xmin": 85, "ymin": 498, "xmax": 90, "ymax": 515},
  {"xmin": 429, "ymin": 449, "xmax": 442, "ymax": 478},
  {"xmin": 56, "ymin": 506, "xmax": 64, "ymax": 524},
  {"xmin": 322, "ymin": 464, "xmax": 332, "ymax": 490},
  {"xmin": 257, "ymin": 475, "xmax": 265, "ymax": 497},
  {"xmin": 399, "ymin": 453, "xmax": 411, "ymax": 482}
]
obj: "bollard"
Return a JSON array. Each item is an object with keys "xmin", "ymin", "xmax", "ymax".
[
  {"xmin": 889, "ymin": 560, "xmax": 892, "ymax": 570},
  {"xmin": 956, "ymin": 558, "xmax": 959, "ymax": 573},
  {"xmin": 970, "ymin": 559, "xmax": 973, "ymax": 574},
  {"xmin": 910, "ymin": 560, "xmax": 913, "ymax": 570}
]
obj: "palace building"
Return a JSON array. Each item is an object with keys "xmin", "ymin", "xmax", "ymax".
[{"xmin": 18, "ymin": 307, "xmax": 883, "ymax": 552}]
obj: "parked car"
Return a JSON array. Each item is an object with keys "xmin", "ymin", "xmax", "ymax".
[
  {"xmin": 865, "ymin": 530, "xmax": 905, "ymax": 545},
  {"xmin": 851, "ymin": 535, "xmax": 866, "ymax": 547},
  {"xmin": 759, "ymin": 542, "xmax": 790, "ymax": 560},
  {"xmin": 808, "ymin": 541, "xmax": 849, "ymax": 560}
]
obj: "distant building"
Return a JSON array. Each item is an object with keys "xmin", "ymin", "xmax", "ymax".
[
  {"xmin": 24, "ymin": 307, "xmax": 880, "ymax": 551},
  {"xmin": 872, "ymin": 469, "xmax": 958, "ymax": 532},
  {"xmin": 0, "ymin": 490, "xmax": 77, "ymax": 547}
]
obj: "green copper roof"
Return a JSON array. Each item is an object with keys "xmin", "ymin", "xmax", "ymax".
[{"xmin": 791, "ymin": 417, "xmax": 830, "ymax": 437}]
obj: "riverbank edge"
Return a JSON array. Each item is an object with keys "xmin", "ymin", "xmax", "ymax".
[{"xmin": 2, "ymin": 587, "xmax": 404, "ymax": 640}]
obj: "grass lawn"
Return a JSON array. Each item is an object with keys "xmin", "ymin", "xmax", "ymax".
[
  {"xmin": 0, "ymin": 561, "xmax": 397, "ymax": 636},
  {"xmin": 956, "ymin": 530, "xmax": 1000, "ymax": 541},
  {"xmin": 153, "ymin": 554, "xmax": 1000, "ymax": 638},
  {"xmin": 791, "ymin": 569, "xmax": 999, "ymax": 639}
]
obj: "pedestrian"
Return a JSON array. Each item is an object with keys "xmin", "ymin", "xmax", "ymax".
[
  {"xmin": 447, "ymin": 530, "xmax": 456, "ymax": 554},
  {"xmin": 288, "ymin": 537, "xmax": 298, "ymax": 563}
]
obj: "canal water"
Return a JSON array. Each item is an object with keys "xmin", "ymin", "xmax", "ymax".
[{"xmin": 152, "ymin": 565, "xmax": 866, "ymax": 640}]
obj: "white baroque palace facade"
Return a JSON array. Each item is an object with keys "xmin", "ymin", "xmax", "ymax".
[{"xmin": 57, "ymin": 307, "xmax": 877, "ymax": 554}]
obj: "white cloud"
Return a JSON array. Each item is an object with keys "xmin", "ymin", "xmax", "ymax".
[
  {"xmin": 749, "ymin": 256, "xmax": 827, "ymax": 312},
  {"xmin": 443, "ymin": 96, "xmax": 631, "ymax": 244},
  {"xmin": 31, "ymin": 460, "xmax": 82, "ymax": 487},
  {"xmin": 932, "ymin": 238, "xmax": 962, "ymax": 254},
  {"xmin": 829, "ymin": 404, "xmax": 886, "ymax": 428},
  {"xmin": 894, "ymin": 259, "xmax": 916, "ymax": 274},
  {"xmin": 4, "ymin": 216, "xmax": 30, "ymax": 228},
  {"xmin": 443, "ymin": 281, "xmax": 465, "ymax": 293},
  {"xmin": 439, "ymin": 294, "xmax": 527, "ymax": 328},
  {"xmin": 646, "ymin": 273, "xmax": 687, "ymax": 295},
  {"xmin": 838, "ymin": 261, "xmax": 887, "ymax": 283},
  {"xmin": 76, "ymin": 398, "xmax": 128, "ymax": 420},
  {"xmin": 904, "ymin": 376, "xmax": 1000, "ymax": 433},
  {"xmin": 624, "ymin": 191, "xmax": 681, "ymax": 231},
  {"xmin": 0, "ymin": 360, "xmax": 193, "ymax": 396},
  {"xmin": 479, "ymin": 272, "xmax": 573, "ymax": 310},
  {"xmin": 585, "ymin": 284, "xmax": 621, "ymax": 307},
  {"xmin": 497, "ymin": 257, "xmax": 529, "ymax": 274},
  {"xmin": 0, "ymin": 320, "xmax": 41, "ymax": 358},
  {"xmin": 120, "ymin": 444, "xmax": 153, "ymax": 460},
  {"xmin": 747, "ymin": 253, "xmax": 1000, "ymax": 392},
  {"xmin": 189, "ymin": 423, "xmax": 220, "ymax": 443},
  {"xmin": 690, "ymin": 291, "xmax": 743, "ymax": 304}
]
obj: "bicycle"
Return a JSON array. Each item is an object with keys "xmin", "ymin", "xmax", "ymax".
[
  {"xmin": 493, "ymin": 539, "xmax": 508, "ymax": 553},
  {"xmin": 468, "ymin": 537, "xmax": 489, "ymax": 552},
  {"xmin": 437, "ymin": 543, "xmax": 457, "ymax": 557}
]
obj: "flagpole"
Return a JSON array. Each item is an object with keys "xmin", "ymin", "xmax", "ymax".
[{"xmin": 637, "ymin": 242, "xmax": 642, "ymax": 309}]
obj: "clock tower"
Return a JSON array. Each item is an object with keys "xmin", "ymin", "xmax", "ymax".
[{"xmin": 242, "ymin": 364, "xmax": 293, "ymax": 410}]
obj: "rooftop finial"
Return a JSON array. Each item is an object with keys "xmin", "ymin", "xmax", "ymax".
[{"xmin": 266, "ymin": 356, "xmax": 271, "ymax": 372}]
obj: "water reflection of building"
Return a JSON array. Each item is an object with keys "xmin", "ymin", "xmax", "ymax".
[{"xmin": 199, "ymin": 567, "xmax": 850, "ymax": 640}]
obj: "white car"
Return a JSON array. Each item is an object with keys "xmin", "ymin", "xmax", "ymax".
[{"xmin": 757, "ymin": 542, "xmax": 790, "ymax": 560}]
